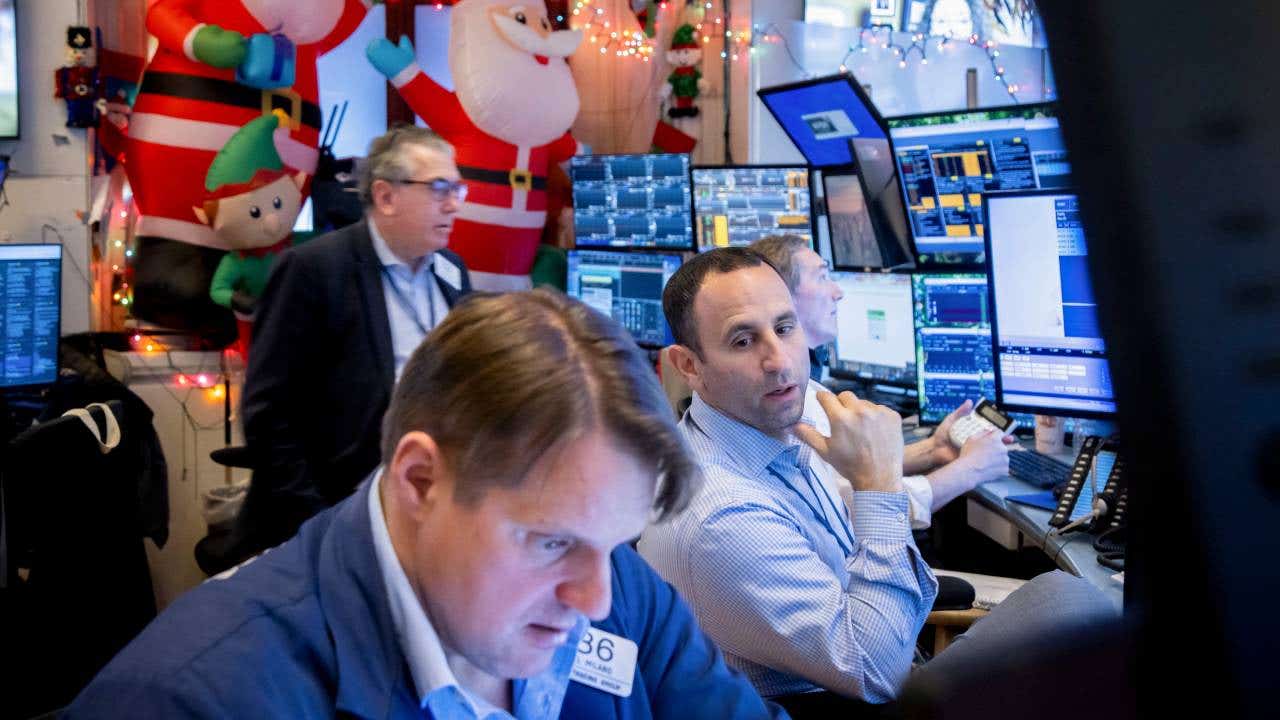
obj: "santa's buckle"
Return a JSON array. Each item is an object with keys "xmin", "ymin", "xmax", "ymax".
[
  {"xmin": 508, "ymin": 168, "xmax": 533, "ymax": 192},
  {"xmin": 261, "ymin": 88, "xmax": 303, "ymax": 131}
]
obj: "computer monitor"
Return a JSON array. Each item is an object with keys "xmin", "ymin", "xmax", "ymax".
[
  {"xmin": 912, "ymin": 273, "xmax": 995, "ymax": 423},
  {"xmin": 570, "ymin": 153, "xmax": 693, "ymax": 251},
  {"xmin": 691, "ymin": 165, "xmax": 813, "ymax": 250},
  {"xmin": 757, "ymin": 73, "xmax": 889, "ymax": 168},
  {"xmin": 566, "ymin": 249, "xmax": 682, "ymax": 348},
  {"xmin": 984, "ymin": 189, "xmax": 1116, "ymax": 418},
  {"xmin": 829, "ymin": 271, "xmax": 916, "ymax": 386},
  {"xmin": 823, "ymin": 168, "xmax": 914, "ymax": 271},
  {"xmin": 887, "ymin": 103, "xmax": 1071, "ymax": 266},
  {"xmin": 1, "ymin": 244, "xmax": 61, "ymax": 388}
]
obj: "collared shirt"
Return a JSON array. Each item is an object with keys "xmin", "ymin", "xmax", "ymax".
[
  {"xmin": 368, "ymin": 217, "xmax": 449, "ymax": 379},
  {"xmin": 367, "ymin": 470, "xmax": 584, "ymax": 719},
  {"xmin": 638, "ymin": 387, "xmax": 938, "ymax": 702}
]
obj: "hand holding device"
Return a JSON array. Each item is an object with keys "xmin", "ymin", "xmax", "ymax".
[
  {"xmin": 795, "ymin": 390, "xmax": 904, "ymax": 493},
  {"xmin": 948, "ymin": 398, "xmax": 1018, "ymax": 447}
]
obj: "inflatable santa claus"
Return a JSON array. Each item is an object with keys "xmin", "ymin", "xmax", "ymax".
[
  {"xmin": 126, "ymin": 0, "xmax": 372, "ymax": 335},
  {"xmin": 367, "ymin": 0, "xmax": 583, "ymax": 291}
]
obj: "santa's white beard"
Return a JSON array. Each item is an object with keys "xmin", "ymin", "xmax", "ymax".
[
  {"xmin": 450, "ymin": 21, "xmax": 581, "ymax": 147},
  {"xmin": 241, "ymin": 0, "xmax": 345, "ymax": 44}
]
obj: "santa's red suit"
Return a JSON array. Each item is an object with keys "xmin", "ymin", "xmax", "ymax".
[
  {"xmin": 383, "ymin": 0, "xmax": 583, "ymax": 291},
  {"xmin": 129, "ymin": 0, "xmax": 369, "ymax": 251}
]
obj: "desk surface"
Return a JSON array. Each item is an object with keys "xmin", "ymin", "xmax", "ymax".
[{"xmin": 967, "ymin": 443, "xmax": 1125, "ymax": 607}]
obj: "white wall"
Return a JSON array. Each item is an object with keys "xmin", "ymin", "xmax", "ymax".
[{"xmin": 0, "ymin": 0, "xmax": 93, "ymax": 334}]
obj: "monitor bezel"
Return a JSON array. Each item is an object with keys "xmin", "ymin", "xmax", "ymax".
[
  {"xmin": 982, "ymin": 187, "xmax": 1117, "ymax": 420},
  {"xmin": 0, "ymin": 242, "xmax": 62, "ymax": 391},
  {"xmin": 820, "ymin": 164, "xmax": 916, "ymax": 273},
  {"xmin": 884, "ymin": 101, "xmax": 1063, "ymax": 271},
  {"xmin": 826, "ymin": 269, "xmax": 918, "ymax": 389},
  {"xmin": 565, "ymin": 247, "xmax": 684, "ymax": 350},
  {"xmin": 688, "ymin": 163, "xmax": 817, "ymax": 252},
  {"xmin": 756, "ymin": 72, "xmax": 889, "ymax": 169},
  {"xmin": 570, "ymin": 152, "xmax": 696, "ymax": 252}
]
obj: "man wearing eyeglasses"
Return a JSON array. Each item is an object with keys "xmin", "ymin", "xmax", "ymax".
[{"xmin": 211, "ymin": 124, "xmax": 474, "ymax": 572}]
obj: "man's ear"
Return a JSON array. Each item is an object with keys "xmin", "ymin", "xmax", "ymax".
[
  {"xmin": 385, "ymin": 431, "xmax": 449, "ymax": 521},
  {"xmin": 292, "ymin": 171, "xmax": 308, "ymax": 191},
  {"xmin": 666, "ymin": 344, "xmax": 704, "ymax": 394},
  {"xmin": 192, "ymin": 206, "xmax": 209, "ymax": 226},
  {"xmin": 370, "ymin": 178, "xmax": 397, "ymax": 217}
]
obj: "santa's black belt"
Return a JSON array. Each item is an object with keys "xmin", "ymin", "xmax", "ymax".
[
  {"xmin": 459, "ymin": 165, "xmax": 547, "ymax": 192},
  {"xmin": 140, "ymin": 71, "xmax": 323, "ymax": 131}
]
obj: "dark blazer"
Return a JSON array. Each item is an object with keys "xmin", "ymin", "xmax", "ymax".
[
  {"xmin": 67, "ymin": 480, "xmax": 785, "ymax": 719},
  {"xmin": 234, "ymin": 219, "xmax": 471, "ymax": 556}
]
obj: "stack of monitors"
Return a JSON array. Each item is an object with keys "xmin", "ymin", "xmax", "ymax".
[
  {"xmin": 1, "ymin": 244, "xmax": 61, "ymax": 388},
  {"xmin": 691, "ymin": 165, "xmax": 813, "ymax": 250},
  {"xmin": 985, "ymin": 189, "xmax": 1116, "ymax": 418},
  {"xmin": 886, "ymin": 103, "xmax": 1070, "ymax": 266},
  {"xmin": 829, "ymin": 271, "xmax": 916, "ymax": 387},
  {"xmin": 566, "ymin": 250, "xmax": 682, "ymax": 348},
  {"xmin": 570, "ymin": 153, "xmax": 693, "ymax": 251}
]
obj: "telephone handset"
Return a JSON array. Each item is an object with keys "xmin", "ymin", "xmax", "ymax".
[{"xmin": 1049, "ymin": 435, "xmax": 1125, "ymax": 533}]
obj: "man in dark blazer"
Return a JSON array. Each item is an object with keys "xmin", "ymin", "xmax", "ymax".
[{"xmin": 220, "ymin": 125, "xmax": 473, "ymax": 570}]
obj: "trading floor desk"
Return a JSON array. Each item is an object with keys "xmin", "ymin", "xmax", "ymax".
[{"xmin": 964, "ymin": 444, "xmax": 1125, "ymax": 607}]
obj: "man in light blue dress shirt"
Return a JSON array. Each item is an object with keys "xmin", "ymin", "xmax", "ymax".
[
  {"xmin": 639, "ymin": 248, "xmax": 1117, "ymax": 715},
  {"xmin": 640, "ymin": 248, "xmax": 939, "ymax": 708}
]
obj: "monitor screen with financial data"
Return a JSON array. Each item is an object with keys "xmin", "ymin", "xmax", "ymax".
[
  {"xmin": 571, "ymin": 153, "xmax": 693, "ymax": 250},
  {"xmin": 888, "ymin": 103, "xmax": 1070, "ymax": 266},
  {"xmin": 829, "ymin": 271, "xmax": 916, "ymax": 386},
  {"xmin": 985, "ymin": 190, "xmax": 1116, "ymax": 418},
  {"xmin": 1, "ymin": 244, "xmax": 61, "ymax": 388},
  {"xmin": 691, "ymin": 165, "xmax": 813, "ymax": 250},
  {"xmin": 566, "ymin": 250, "xmax": 682, "ymax": 348},
  {"xmin": 912, "ymin": 273, "xmax": 995, "ymax": 423}
]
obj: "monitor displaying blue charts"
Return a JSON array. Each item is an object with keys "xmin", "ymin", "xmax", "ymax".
[
  {"xmin": 829, "ymin": 271, "xmax": 916, "ymax": 386},
  {"xmin": 1, "ymin": 244, "xmax": 61, "ymax": 388},
  {"xmin": 913, "ymin": 273, "xmax": 995, "ymax": 423},
  {"xmin": 571, "ymin": 153, "xmax": 693, "ymax": 250},
  {"xmin": 567, "ymin": 250, "xmax": 682, "ymax": 347},
  {"xmin": 691, "ymin": 165, "xmax": 813, "ymax": 250},
  {"xmin": 887, "ymin": 103, "xmax": 1070, "ymax": 265},
  {"xmin": 985, "ymin": 189, "xmax": 1116, "ymax": 418},
  {"xmin": 757, "ymin": 73, "xmax": 889, "ymax": 168}
]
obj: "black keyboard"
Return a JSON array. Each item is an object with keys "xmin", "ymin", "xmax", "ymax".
[{"xmin": 1008, "ymin": 449, "xmax": 1072, "ymax": 489}]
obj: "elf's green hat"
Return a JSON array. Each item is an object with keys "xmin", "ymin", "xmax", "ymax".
[
  {"xmin": 204, "ymin": 111, "xmax": 288, "ymax": 196},
  {"xmin": 671, "ymin": 23, "xmax": 698, "ymax": 50}
]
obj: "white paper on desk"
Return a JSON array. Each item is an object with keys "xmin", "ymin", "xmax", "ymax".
[{"xmin": 933, "ymin": 569, "xmax": 1028, "ymax": 610}]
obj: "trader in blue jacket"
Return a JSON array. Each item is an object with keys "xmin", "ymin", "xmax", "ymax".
[{"xmin": 67, "ymin": 288, "xmax": 783, "ymax": 720}]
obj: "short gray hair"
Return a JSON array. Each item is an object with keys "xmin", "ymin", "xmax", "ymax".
[
  {"xmin": 748, "ymin": 234, "xmax": 811, "ymax": 293},
  {"xmin": 358, "ymin": 124, "xmax": 455, "ymax": 207}
]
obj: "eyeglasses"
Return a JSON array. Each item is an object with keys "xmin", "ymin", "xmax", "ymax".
[{"xmin": 392, "ymin": 177, "xmax": 468, "ymax": 203}]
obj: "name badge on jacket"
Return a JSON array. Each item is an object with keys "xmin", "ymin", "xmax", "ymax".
[{"xmin": 570, "ymin": 627, "xmax": 637, "ymax": 698}]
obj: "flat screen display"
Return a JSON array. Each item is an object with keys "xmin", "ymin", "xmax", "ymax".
[{"xmin": 571, "ymin": 153, "xmax": 693, "ymax": 250}]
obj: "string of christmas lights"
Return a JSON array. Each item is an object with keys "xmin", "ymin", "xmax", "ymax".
[
  {"xmin": 749, "ymin": 23, "xmax": 1047, "ymax": 103},
  {"xmin": 571, "ymin": 0, "xmax": 657, "ymax": 61}
]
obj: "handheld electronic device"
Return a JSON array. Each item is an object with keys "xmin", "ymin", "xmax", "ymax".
[{"xmin": 947, "ymin": 397, "xmax": 1017, "ymax": 446}]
